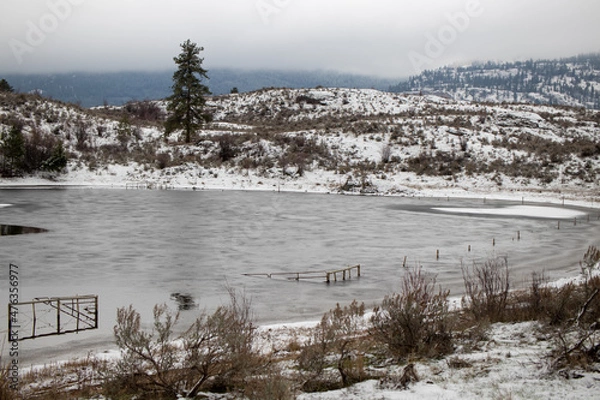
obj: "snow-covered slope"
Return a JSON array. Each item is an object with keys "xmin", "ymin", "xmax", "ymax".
[
  {"xmin": 393, "ymin": 54, "xmax": 600, "ymax": 110},
  {"xmin": 1, "ymin": 89, "xmax": 599, "ymax": 200}
]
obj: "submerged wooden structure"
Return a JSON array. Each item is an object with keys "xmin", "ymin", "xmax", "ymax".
[
  {"xmin": 8, "ymin": 295, "xmax": 98, "ymax": 341},
  {"xmin": 244, "ymin": 264, "xmax": 361, "ymax": 284}
]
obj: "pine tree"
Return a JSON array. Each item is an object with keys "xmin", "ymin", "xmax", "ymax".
[
  {"xmin": 0, "ymin": 79, "xmax": 14, "ymax": 93},
  {"xmin": 41, "ymin": 142, "xmax": 68, "ymax": 172},
  {"xmin": 165, "ymin": 40, "xmax": 211, "ymax": 143},
  {"xmin": 1, "ymin": 125, "xmax": 25, "ymax": 176}
]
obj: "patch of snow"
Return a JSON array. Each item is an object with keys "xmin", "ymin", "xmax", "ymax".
[{"xmin": 432, "ymin": 205, "xmax": 586, "ymax": 219}]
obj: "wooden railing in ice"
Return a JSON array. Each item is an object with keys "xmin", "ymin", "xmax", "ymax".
[
  {"xmin": 8, "ymin": 295, "xmax": 98, "ymax": 341},
  {"xmin": 244, "ymin": 264, "xmax": 360, "ymax": 284}
]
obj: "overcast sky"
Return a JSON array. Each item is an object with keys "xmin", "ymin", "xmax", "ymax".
[{"xmin": 1, "ymin": 0, "xmax": 599, "ymax": 78}]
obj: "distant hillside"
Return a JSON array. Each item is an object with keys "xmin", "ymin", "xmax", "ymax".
[
  {"xmin": 1, "ymin": 69, "xmax": 398, "ymax": 108},
  {"xmin": 1, "ymin": 88, "xmax": 599, "ymax": 195},
  {"xmin": 391, "ymin": 53, "xmax": 600, "ymax": 110}
]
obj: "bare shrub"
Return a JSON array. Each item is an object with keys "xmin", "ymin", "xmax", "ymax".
[
  {"xmin": 462, "ymin": 257, "xmax": 510, "ymax": 322},
  {"xmin": 548, "ymin": 276, "xmax": 600, "ymax": 371},
  {"xmin": 371, "ymin": 267, "xmax": 453, "ymax": 361},
  {"xmin": 380, "ymin": 143, "xmax": 392, "ymax": 164},
  {"xmin": 581, "ymin": 245, "xmax": 600, "ymax": 278},
  {"xmin": 244, "ymin": 368, "xmax": 295, "ymax": 400},
  {"xmin": 378, "ymin": 363, "xmax": 419, "ymax": 390},
  {"xmin": 111, "ymin": 289, "xmax": 258, "ymax": 399},
  {"xmin": 155, "ymin": 152, "xmax": 171, "ymax": 170},
  {"xmin": 74, "ymin": 120, "xmax": 89, "ymax": 151},
  {"xmin": 298, "ymin": 300, "xmax": 368, "ymax": 391},
  {"xmin": 0, "ymin": 360, "xmax": 13, "ymax": 400},
  {"xmin": 218, "ymin": 134, "xmax": 238, "ymax": 162},
  {"xmin": 512, "ymin": 272, "xmax": 579, "ymax": 326},
  {"xmin": 125, "ymin": 100, "xmax": 164, "ymax": 122}
]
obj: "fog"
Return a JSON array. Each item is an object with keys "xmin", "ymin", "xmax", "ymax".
[{"xmin": 1, "ymin": 0, "xmax": 599, "ymax": 77}]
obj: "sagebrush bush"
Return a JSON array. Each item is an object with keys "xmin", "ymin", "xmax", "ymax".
[
  {"xmin": 371, "ymin": 267, "xmax": 453, "ymax": 361},
  {"xmin": 244, "ymin": 368, "xmax": 295, "ymax": 400},
  {"xmin": 548, "ymin": 275, "xmax": 600, "ymax": 371},
  {"xmin": 0, "ymin": 363, "xmax": 11, "ymax": 400},
  {"xmin": 462, "ymin": 257, "xmax": 510, "ymax": 323},
  {"xmin": 111, "ymin": 289, "xmax": 258, "ymax": 399},
  {"xmin": 298, "ymin": 300, "xmax": 369, "ymax": 390}
]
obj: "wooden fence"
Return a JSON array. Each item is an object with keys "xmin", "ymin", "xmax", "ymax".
[
  {"xmin": 8, "ymin": 295, "xmax": 98, "ymax": 341},
  {"xmin": 244, "ymin": 264, "xmax": 361, "ymax": 284}
]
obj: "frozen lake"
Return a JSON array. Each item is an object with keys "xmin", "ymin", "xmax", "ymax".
[{"xmin": 0, "ymin": 188, "xmax": 599, "ymax": 364}]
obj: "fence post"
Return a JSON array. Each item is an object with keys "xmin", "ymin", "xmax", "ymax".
[
  {"xmin": 94, "ymin": 296, "xmax": 99, "ymax": 329},
  {"xmin": 57, "ymin": 299, "xmax": 61, "ymax": 335},
  {"xmin": 76, "ymin": 297, "xmax": 80, "ymax": 331},
  {"xmin": 32, "ymin": 303, "xmax": 37, "ymax": 339}
]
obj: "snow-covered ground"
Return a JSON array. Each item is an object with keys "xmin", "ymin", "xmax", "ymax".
[{"xmin": 295, "ymin": 321, "xmax": 600, "ymax": 400}]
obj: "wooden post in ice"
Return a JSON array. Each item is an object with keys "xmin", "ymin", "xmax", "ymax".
[
  {"xmin": 517, "ymin": 231, "xmax": 521, "ymax": 241},
  {"xmin": 56, "ymin": 299, "xmax": 61, "ymax": 335},
  {"xmin": 436, "ymin": 249, "xmax": 440, "ymax": 260}
]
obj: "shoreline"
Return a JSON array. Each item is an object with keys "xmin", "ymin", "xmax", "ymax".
[{"xmin": 1, "ymin": 175, "xmax": 598, "ymax": 210}]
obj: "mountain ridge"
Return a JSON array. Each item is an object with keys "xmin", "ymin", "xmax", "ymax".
[
  {"xmin": 1, "ymin": 69, "xmax": 399, "ymax": 108},
  {"xmin": 391, "ymin": 53, "xmax": 600, "ymax": 110}
]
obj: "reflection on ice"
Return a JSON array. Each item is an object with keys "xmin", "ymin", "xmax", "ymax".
[{"xmin": 0, "ymin": 224, "xmax": 48, "ymax": 236}]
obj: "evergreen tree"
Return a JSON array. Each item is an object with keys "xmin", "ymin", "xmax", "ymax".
[
  {"xmin": 0, "ymin": 79, "xmax": 13, "ymax": 93},
  {"xmin": 165, "ymin": 40, "xmax": 211, "ymax": 143},
  {"xmin": 41, "ymin": 142, "xmax": 68, "ymax": 172},
  {"xmin": 1, "ymin": 125, "xmax": 25, "ymax": 176}
]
